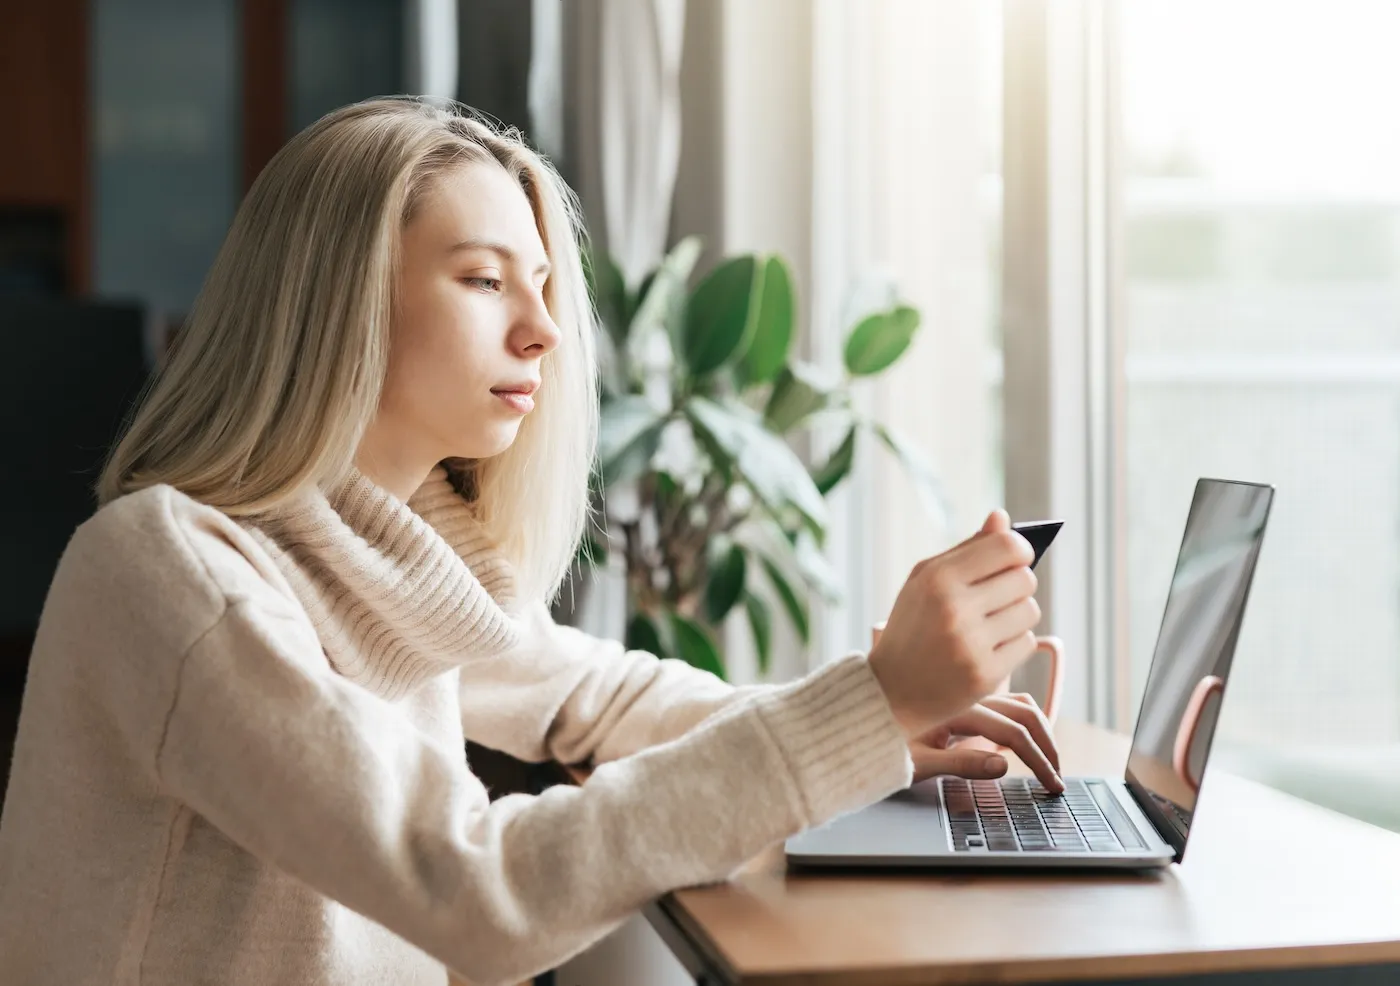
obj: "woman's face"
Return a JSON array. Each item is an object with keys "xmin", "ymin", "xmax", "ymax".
[{"xmin": 366, "ymin": 160, "xmax": 560, "ymax": 483}]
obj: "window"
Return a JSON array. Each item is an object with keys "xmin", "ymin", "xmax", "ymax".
[
  {"xmin": 1117, "ymin": 0, "xmax": 1400, "ymax": 827},
  {"xmin": 93, "ymin": 0, "xmax": 240, "ymax": 316}
]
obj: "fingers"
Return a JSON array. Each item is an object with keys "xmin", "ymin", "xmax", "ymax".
[
  {"xmin": 912, "ymin": 724, "xmax": 955, "ymax": 750},
  {"xmin": 987, "ymin": 596, "xmax": 1042, "ymax": 648},
  {"xmin": 981, "ymin": 693, "xmax": 1061, "ymax": 773},
  {"xmin": 906, "ymin": 510, "xmax": 1027, "ymax": 590},
  {"xmin": 951, "ymin": 528, "xmax": 1035, "ymax": 584},
  {"xmin": 911, "ymin": 744, "xmax": 1009, "ymax": 785},
  {"xmin": 994, "ymin": 630, "xmax": 1040, "ymax": 670},
  {"xmin": 981, "ymin": 508, "xmax": 1010, "ymax": 534},
  {"xmin": 955, "ymin": 509, "xmax": 1009, "ymax": 549},
  {"xmin": 959, "ymin": 704, "xmax": 1063, "ymax": 792},
  {"xmin": 975, "ymin": 565, "xmax": 1038, "ymax": 618}
]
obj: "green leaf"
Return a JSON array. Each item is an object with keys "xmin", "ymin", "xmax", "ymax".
[
  {"xmin": 668, "ymin": 612, "xmax": 726, "ymax": 679},
  {"xmin": 598, "ymin": 396, "xmax": 666, "ymax": 485},
  {"xmin": 811, "ymin": 426, "xmax": 856, "ymax": 494},
  {"xmin": 685, "ymin": 396, "xmax": 828, "ymax": 531},
  {"xmin": 763, "ymin": 362, "xmax": 831, "ymax": 433},
  {"xmin": 736, "ymin": 255, "xmax": 794, "ymax": 385},
  {"xmin": 760, "ymin": 556, "xmax": 809, "ymax": 644},
  {"xmin": 651, "ymin": 470, "xmax": 681, "ymax": 507},
  {"xmin": 589, "ymin": 251, "xmax": 630, "ymax": 349},
  {"xmin": 631, "ymin": 237, "xmax": 703, "ymax": 346},
  {"xmin": 871, "ymin": 422, "xmax": 948, "ymax": 524},
  {"xmin": 684, "ymin": 422, "xmax": 736, "ymax": 487},
  {"xmin": 628, "ymin": 269, "xmax": 658, "ymax": 328},
  {"xmin": 625, "ymin": 612, "xmax": 666, "ymax": 658},
  {"xmin": 683, "ymin": 255, "xmax": 761, "ymax": 376},
  {"xmin": 843, "ymin": 305, "xmax": 921, "ymax": 376},
  {"xmin": 703, "ymin": 544, "xmax": 747, "ymax": 624},
  {"xmin": 743, "ymin": 590, "xmax": 772, "ymax": 676},
  {"xmin": 793, "ymin": 529, "xmax": 843, "ymax": 603}
]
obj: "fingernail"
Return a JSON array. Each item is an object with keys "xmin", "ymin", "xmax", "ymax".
[{"xmin": 982, "ymin": 754, "xmax": 1008, "ymax": 772}]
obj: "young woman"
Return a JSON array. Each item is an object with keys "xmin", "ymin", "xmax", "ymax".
[{"xmin": 0, "ymin": 97, "xmax": 1059, "ymax": 986}]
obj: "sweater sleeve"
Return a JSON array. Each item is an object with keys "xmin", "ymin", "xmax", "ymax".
[
  {"xmin": 158, "ymin": 595, "xmax": 911, "ymax": 986},
  {"xmin": 457, "ymin": 600, "xmax": 764, "ymax": 766}
]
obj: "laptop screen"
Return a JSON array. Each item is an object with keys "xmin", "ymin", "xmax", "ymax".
[{"xmin": 1124, "ymin": 478, "xmax": 1273, "ymax": 857}]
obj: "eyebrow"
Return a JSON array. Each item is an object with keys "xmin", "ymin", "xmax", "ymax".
[{"xmin": 449, "ymin": 238, "xmax": 552, "ymax": 278}]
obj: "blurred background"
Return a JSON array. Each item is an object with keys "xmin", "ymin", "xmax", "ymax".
[{"xmin": 5, "ymin": 0, "xmax": 1400, "ymax": 979}]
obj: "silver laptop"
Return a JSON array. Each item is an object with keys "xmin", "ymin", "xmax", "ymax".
[{"xmin": 786, "ymin": 477, "xmax": 1274, "ymax": 870}]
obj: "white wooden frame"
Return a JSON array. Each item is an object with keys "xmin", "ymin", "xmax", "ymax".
[{"xmin": 1001, "ymin": 0, "xmax": 1121, "ymax": 725}]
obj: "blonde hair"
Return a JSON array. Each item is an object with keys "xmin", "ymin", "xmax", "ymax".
[{"xmin": 99, "ymin": 97, "xmax": 599, "ymax": 603}]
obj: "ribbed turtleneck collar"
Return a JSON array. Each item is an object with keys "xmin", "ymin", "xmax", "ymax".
[{"xmin": 240, "ymin": 465, "xmax": 523, "ymax": 701}]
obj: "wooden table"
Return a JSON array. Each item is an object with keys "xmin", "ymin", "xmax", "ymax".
[{"xmin": 640, "ymin": 720, "xmax": 1400, "ymax": 985}]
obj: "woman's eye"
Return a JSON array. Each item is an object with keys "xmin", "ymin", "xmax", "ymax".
[{"xmin": 463, "ymin": 276, "xmax": 503, "ymax": 293}]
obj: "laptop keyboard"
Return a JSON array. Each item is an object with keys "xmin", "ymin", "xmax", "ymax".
[{"xmin": 943, "ymin": 776, "xmax": 1146, "ymax": 853}]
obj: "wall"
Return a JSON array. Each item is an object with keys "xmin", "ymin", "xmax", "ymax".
[{"xmin": 0, "ymin": 2, "xmax": 88, "ymax": 293}]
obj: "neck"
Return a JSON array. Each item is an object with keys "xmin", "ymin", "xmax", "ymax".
[{"xmin": 354, "ymin": 432, "xmax": 436, "ymax": 503}]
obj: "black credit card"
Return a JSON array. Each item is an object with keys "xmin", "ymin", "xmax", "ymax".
[{"xmin": 1012, "ymin": 519, "xmax": 1064, "ymax": 570}]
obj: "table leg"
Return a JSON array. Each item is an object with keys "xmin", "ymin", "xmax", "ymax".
[{"xmin": 641, "ymin": 900, "xmax": 735, "ymax": 985}]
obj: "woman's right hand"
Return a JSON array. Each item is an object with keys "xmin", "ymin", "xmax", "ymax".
[{"xmin": 868, "ymin": 509, "xmax": 1042, "ymax": 739}]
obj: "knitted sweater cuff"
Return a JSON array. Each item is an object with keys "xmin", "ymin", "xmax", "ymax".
[{"xmin": 751, "ymin": 653, "xmax": 913, "ymax": 827}]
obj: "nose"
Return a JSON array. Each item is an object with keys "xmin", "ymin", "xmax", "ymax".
[{"xmin": 510, "ymin": 296, "xmax": 562, "ymax": 357}]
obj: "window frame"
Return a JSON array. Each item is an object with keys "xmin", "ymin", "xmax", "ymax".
[{"xmin": 1000, "ymin": 0, "xmax": 1122, "ymax": 726}]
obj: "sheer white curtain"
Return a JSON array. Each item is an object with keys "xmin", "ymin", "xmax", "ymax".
[
  {"xmin": 810, "ymin": 0, "xmax": 1004, "ymax": 658},
  {"xmin": 403, "ymin": 0, "xmax": 458, "ymax": 99},
  {"xmin": 563, "ymin": 0, "xmax": 686, "ymax": 281},
  {"xmin": 816, "ymin": 4, "xmax": 1104, "ymax": 726},
  {"xmin": 599, "ymin": 0, "xmax": 687, "ymax": 284}
]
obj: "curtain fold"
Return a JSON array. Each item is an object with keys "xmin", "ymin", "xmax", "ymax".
[{"xmin": 597, "ymin": 0, "xmax": 687, "ymax": 283}]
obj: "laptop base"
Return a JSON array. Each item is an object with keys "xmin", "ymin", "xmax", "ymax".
[{"xmin": 784, "ymin": 776, "xmax": 1177, "ymax": 870}]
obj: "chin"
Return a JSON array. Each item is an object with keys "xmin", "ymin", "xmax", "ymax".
[{"xmin": 458, "ymin": 424, "xmax": 524, "ymax": 461}]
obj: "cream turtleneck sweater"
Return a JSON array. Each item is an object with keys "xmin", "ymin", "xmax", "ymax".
[{"xmin": 0, "ymin": 467, "xmax": 913, "ymax": 986}]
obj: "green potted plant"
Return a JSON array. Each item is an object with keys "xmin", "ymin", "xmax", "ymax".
[{"xmin": 581, "ymin": 237, "xmax": 941, "ymax": 679}]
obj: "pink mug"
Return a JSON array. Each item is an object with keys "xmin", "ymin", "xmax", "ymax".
[{"xmin": 871, "ymin": 621, "xmax": 1065, "ymax": 730}]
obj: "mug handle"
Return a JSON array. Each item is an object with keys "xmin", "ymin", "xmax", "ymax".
[
  {"xmin": 1172, "ymin": 674, "xmax": 1225, "ymax": 794},
  {"xmin": 1034, "ymin": 635, "xmax": 1065, "ymax": 725}
]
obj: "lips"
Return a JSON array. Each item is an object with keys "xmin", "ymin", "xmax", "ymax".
[
  {"xmin": 491, "ymin": 381, "xmax": 539, "ymax": 414},
  {"xmin": 491, "ymin": 380, "xmax": 539, "ymax": 397}
]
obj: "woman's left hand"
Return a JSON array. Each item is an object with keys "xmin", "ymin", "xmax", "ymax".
[{"xmin": 909, "ymin": 693, "xmax": 1064, "ymax": 792}]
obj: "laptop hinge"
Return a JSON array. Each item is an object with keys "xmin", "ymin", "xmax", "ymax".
[{"xmin": 1123, "ymin": 778, "xmax": 1186, "ymax": 862}]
